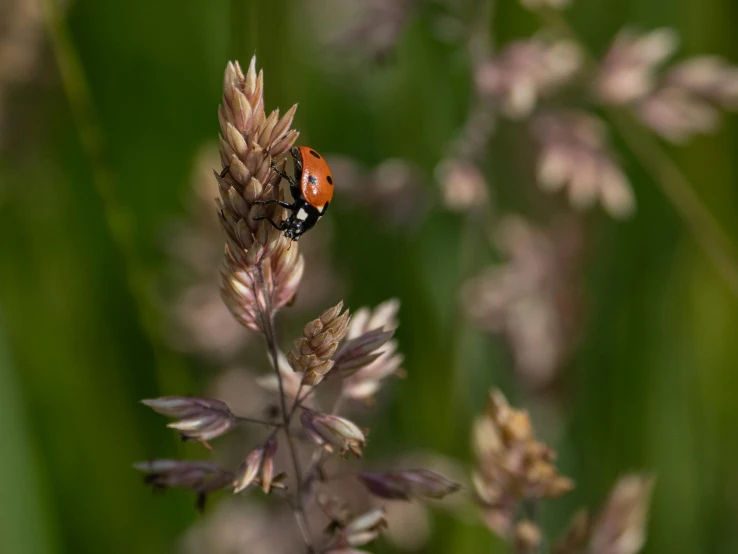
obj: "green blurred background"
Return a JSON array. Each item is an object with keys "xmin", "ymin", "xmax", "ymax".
[{"xmin": 1, "ymin": 0, "xmax": 738, "ymax": 553}]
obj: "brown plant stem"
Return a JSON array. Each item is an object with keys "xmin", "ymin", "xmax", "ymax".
[
  {"xmin": 539, "ymin": 7, "xmax": 738, "ymax": 299},
  {"xmin": 255, "ymin": 265, "xmax": 313, "ymax": 551},
  {"xmin": 300, "ymin": 392, "xmax": 347, "ymax": 506},
  {"xmin": 290, "ymin": 381, "xmax": 307, "ymax": 417},
  {"xmin": 523, "ymin": 500, "xmax": 542, "ymax": 554},
  {"xmin": 235, "ymin": 415, "xmax": 280, "ymax": 427}
]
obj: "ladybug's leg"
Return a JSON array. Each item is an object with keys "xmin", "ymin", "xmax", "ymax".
[
  {"xmin": 219, "ymin": 165, "xmax": 231, "ymax": 178},
  {"xmin": 289, "ymin": 147, "xmax": 303, "ymax": 175},
  {"xmin": 253, "ymin": 215, "xmax": 287, "ymax": 231},
  {"xmin": 271, "ymin": 162, "xmax": 298, "ymax": 188},
  {"xmin": 253, "ymin": 199, "xmax": 297, "ymax": 211}
]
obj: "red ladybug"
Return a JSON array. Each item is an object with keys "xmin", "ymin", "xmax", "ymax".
[{"xmin": 255, "ymin": 146, "xmax": 334, "ymax": 241}]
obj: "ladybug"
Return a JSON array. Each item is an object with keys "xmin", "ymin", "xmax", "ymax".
[{"xmin": 255, "ymin": 146, "xmax": 334, "ymax": 241}]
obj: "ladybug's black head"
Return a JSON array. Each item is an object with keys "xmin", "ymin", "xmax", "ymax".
[
  {"xmin": 282, "ymin": 203, "xmax": 322, "ymax": 241},
  {"xmin": 283, "ymin": 215, "xmax": 305, "ymax": 241}
]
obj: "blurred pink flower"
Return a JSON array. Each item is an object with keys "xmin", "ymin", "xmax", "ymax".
[
  {"xmin": 435, "ymin": 159, "xmax": 489, "ymax": 212},
  {"xmin": 596, "ymin": 28, "xmax": 738, "ymax": 142},
  {"xmin": 476, "ymin": 39, "xmax": 582, "ymax": 118},
  {"xmin": 589, "ymin": 474, "xmax": 655, "ymax": 554},
  {"xmin": 637, "ymin": 56, "xmax": 738, "ymax": 142},
  {"xmin": 462, "ymin": 215, "xmax": 584, "ymax": 387},
  {"xmin": 667, "ymin": 56, "xmax": 738, "ymax": 108},
  {"xmin": 595, "ymin": 28, "xmax": 678, "ymax": 105},
  {"xmin": 555, "ymin": 474, "xmax": 655, "ymax": 554},
  {"xmin": 532, "ymin": 111, "xmax": 635, "ymax": 218}
]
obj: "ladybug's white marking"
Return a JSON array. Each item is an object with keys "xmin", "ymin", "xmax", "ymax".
[{"xmin": 296, "ymin": 208, "xmax": 309, "ymax": 221}]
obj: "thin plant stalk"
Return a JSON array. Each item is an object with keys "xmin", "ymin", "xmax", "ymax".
[
  {"xmin": 606, "ymin": 108, "xmax": 738, "ymax": 297},
  {"xmin": 40, "ymin": 0, "xmax": 188, "ymax": 391},
  {"xmin": 235, "ymin": 415, "xmax": 280, "ymax": 427},
  {"xmin": 255, "ymin": 266, "xmax": 312, "ymax": 551}
]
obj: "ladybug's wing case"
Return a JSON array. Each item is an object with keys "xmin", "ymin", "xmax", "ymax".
[{"xmin": 297, "ymin": 146, "xmax": 334, "ymax": 212}]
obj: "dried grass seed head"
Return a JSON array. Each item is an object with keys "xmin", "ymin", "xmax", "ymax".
[
  {"xmin": 232, "ymin": 439, "xmax": 282, "ymax": 495},
  {"xmin": 472, "ymin": 389, "xmax": 574, "ymax": 537},
  {"xmin": 142, "ymin": 396, "xmax": 237, "ymax": 443},
  {"xmin": 515, "ymin": 520, "xmax": 543, "ymax": 550},
  {"xmin": 358, "ymin": 469, "xmax": 461, "ymax": 501},
  {"xmin": 329, "ymin": 508, "xmax": 388, "ymax": 550},
  {"xmin": 301, "ymin": 408, "xmax": 367, "ymax": 458},
  {"xmin": 589, "ymin": 474, "xmax": 655, "ymax": 554},
  {"xmin": 134, "ymin": 459, "xmax": 234, "ymax": 500},
  {"xmin": 232, "ymin": 446, "xmax": 264, "ymax": 494},
  {"xmin": 554, "ymin": 510, "xmax": 592, "ymax": 554},
  {"xmin": 217, "ymin": 57, "xmax": 304, "ymax": 334},
  {"xmin": 287, "ymin": 300, "xmax": 351, "ymax": 385}
]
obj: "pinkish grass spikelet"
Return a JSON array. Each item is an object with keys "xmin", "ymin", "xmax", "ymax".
[
  {"xmin": 141, "ymin": 396, "xmax": 237, "ymax": 444},
  {"xmin": 301, "ymin": 407, "xmax": 367, "ymax": 458},
  {"xmin": 341, "ymin": 299, "xmax": 404, "ymax": 401},
  {"xmin": 216, "ymin": 57, "xmax": 303, "ymax": 334},
  {"xmin": 287, "ymin": 300, "xmax": 351, "ymax": 385},
  {"xmin": 233, "ymin": 445, "xmax": 265, "ymax": 494},
  {"xmin": 589, "ymin": 475, "xmax": 655, "ymax": 554},
  {"xmin": 359, "ymin": 469, "xmax": 461, "ymax": 501},
  {"xmin": 472, "ymin": 389, "xmax": 574, "ymax": 538}
]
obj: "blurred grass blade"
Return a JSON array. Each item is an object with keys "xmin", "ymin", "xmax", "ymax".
[{"xmin": 0, "ymin": 315, "xmax": 59, "ymax": 554}]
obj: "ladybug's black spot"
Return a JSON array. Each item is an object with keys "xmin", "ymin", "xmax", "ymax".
[
  {"xmin": 326, "ymin": 175, "xmax": 333, "ymax": 185},
  {"xmin": 309, "ymin": 150, "xmax": 321, "ymax": 158},
  {"xmin": 308, "ymin": 175, "xmax": 318, "ymax": 185}
]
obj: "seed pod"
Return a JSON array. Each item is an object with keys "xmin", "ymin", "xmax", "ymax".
[
  {"xmin": 287, "ymin": 301, "xmax": 351, "ymax": 385},
  {"xmin": 358, "ymin": 469, "xmax": 460, "ymax": 501},
  {"xmin": 141, "ymin": 396, "xmax": 237, "ymax": 444},
  {"xmin": 233, "ymin": 445, "xmax": 265, "ymax": 493},
  {"xmin": 301, "ymin": 408, "xmax": 366, "ymax": 458}
]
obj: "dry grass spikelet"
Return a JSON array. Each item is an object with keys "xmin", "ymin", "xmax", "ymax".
[
  {"xmin": 287, "ymin": 301, "xmax": 351, "ymax": 385},
  {"xmin": 216, "ymin": 57, "xmax": 304, "ymax": 334},
  {"xmin": 473, "ymin": 389, "xmax": 574, "ymax": 538}
]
